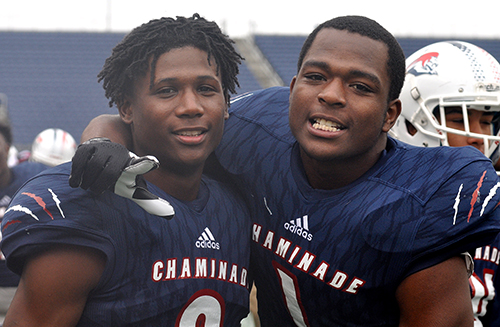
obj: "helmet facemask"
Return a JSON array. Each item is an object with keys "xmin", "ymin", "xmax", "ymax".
[{"xmin": 390, "ymin": 41, "xmax": 500, "ymax": 165}]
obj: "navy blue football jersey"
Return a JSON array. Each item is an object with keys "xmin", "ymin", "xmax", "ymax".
[
  {"xmin": 0, "ymin": 161, "xmax": 47, "ymax": 287},
  {"xmin": 472, "ymin": 233, "xmax": 500, "ymax": 327},
  {"xmin": 1, "ymin": 163, "xmax": 251, "ymax": 326},
  {"xmin": 216, "ymin": 87, "xmax": 500, "ymax": 326}
]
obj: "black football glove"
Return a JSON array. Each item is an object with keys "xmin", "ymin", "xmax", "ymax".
[
  {"xmin": 69, "ymin": 138, "xmax": 175, "ymax": 219},
  {"xmin": 69, "ymin": 137, "xmax": 130, "ymax": 194}
]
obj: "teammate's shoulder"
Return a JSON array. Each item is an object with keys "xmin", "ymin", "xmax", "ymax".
[
  {"xmin": 11, "ymin": 164, "xmax": 77, "ymax": 201},
  {"xmin": 7, "ymin": 161, "xmax": 64, "ymax": 194},
  {"xmin": 11, "ymin": 160, "xmax": 49, "ymax": 175},
  {"xmin": 375, "ymin": 138, "xmax": 497, "ymax": 201},
  {"xmin": 230, "ymin": 86, "xmax": 289, "ymax": 103},
  {"xmin": 390, "ymin": 137, "xmax": 490, "ymax": 171},
  {"xmin": 229, "ymin": 86, "xmax": 289, "ymax": 116},
  {"xmin": 224, "ymin": 86, "xmax": 294, "ymax": 145}
]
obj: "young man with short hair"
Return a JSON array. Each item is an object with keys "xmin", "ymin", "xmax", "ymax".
[{"xmin": 68, "ymin": 16, "xmax": 500, "ymax": 326}]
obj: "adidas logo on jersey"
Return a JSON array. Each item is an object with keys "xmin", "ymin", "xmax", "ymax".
[
  {"xmin": 284, "ymin": 215, "xmax": 313, "ymax": 241},
  {"xmin": 195, "ymin": 227, "xmax": 220, "ymax": 250}
]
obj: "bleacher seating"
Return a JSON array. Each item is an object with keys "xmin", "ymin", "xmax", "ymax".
[
  {"xmin": 1, "ymin": 31, "xmax": 499, "ymax": 150},
  {"xmin": 0, "ymin": 31, "xmax": 261, "ymax": 148},
  {"xmin": 254, "ymin": 34, "xmax": 500, "ymax": 87},
  {"xmin": 254, "ymin": 35, "xmax": 305, "ymax": 86},
  {"xmin": 0, "ymin": 32, "xmax": 125, "ymax": 148},
  {"xmin": 232, "ymin": 47, "xmax": 262, "ymax": 94}
]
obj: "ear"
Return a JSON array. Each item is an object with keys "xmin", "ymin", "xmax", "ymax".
[
  {"xmin": 382, "ymin": 99, "xmax": 402, "ymax": 133},
  {"xmin": 289, "ymin": 76, "xmax": 297, "ymax": 93},
  {"xmin": 118, "ymin": 98, "xmax": 133, "ymax": 125},
  {"xmin": 289, "ymin": 76, "xmax": 297, "ymax": 104}
]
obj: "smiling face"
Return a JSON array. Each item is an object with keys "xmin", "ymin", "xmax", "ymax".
[
  {"xmin": 120, "ymin": 46, "xmax": 228, "ymax": 174},
  {"xmin": 289, "ymin": 28, "xmax": 401, "ymax": 183}
]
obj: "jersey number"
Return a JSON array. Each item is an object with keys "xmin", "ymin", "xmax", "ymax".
[
  {"xmin": 470, "ymin": 269, "xmax": 495, "ymax": 323},
  {"xmin": 273, "ymin": 261, "xmax": 310, "ymax": 327},
  {"xmin": 175, "ymin": 289, "xmax": 225, "ymax": 326}
]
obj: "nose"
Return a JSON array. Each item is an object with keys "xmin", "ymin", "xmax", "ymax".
[
  {"xmin": 317, "ymin": 79, "xmax": 346, "ymax": 107},
  {"xmin": 176, "ymin": 89, "xmax": 204, "ymax": 117},
  {"xmin": 467, "ymin": 120, "xmax": 485, "ymax": 150}
]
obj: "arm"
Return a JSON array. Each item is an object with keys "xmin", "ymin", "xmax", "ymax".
[
  {"xmin": 3, "ymin": 245, "xmax": 106, "ymax": 327},
  {"xmin": 71, "ymin": 118, "xmax": 176, "ymax": 218},
  {"xmin": 396, "ymin": 256, "xmax": 473, "ymax": 327},
  {"xmin": 81, "ymin": 114, "xmax": 132, "ymax": 147}
]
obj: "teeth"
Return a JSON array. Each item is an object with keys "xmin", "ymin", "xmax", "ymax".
[
  {"xmin": 312, "ymin": 119, "xmax": 343, "ymax": 132},
  {"xmin": 178, "ymin": 131, "xmax": 203, "ymax": 136}
]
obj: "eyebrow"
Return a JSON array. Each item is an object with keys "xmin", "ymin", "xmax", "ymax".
[
  {"xmin": 302, "ymin": 60, "xmax": 382, "ymax": 87},
  {"xmin": 155, "ymin": 75, "xmax": 219, "ymax": 85}
]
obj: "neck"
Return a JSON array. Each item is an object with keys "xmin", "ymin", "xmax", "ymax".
[
  {"xmin": 300, "ymin": 138, "xmax": 387, "ymax": 190},
  {"xmin": 145, "ymin": 164, "xmax": 204, "ymax": 202}
]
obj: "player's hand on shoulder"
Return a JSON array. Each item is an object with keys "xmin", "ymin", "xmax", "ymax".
[
  {"xmin": 114, "ymin": 153, "xmax": 175, "ymax": 219},
  {"xmin": 69, "ymin": 137, "xmax": 131, "ymax": 194},
  {"xmin": 69, "ymin": 137, "xmax": 175, "ymax": 219}
]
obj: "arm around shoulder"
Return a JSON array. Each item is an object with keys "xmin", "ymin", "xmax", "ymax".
[{"xmin": 81, "ymin": 114, "xmax": 132, "ymax": 148}]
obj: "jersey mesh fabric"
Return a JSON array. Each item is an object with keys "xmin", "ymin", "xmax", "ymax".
[
  {"xmin": 216, "ymin": 87, "xmax": 500, "ymax": 326},
  {"xmin": 1, "ymin": 163, "xmax": 252, "ymax": 326},
  {"xmin": 0, "ymin": 161, "xmax": 47, "ymax": 287}
]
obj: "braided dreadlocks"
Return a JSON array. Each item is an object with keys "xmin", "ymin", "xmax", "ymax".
[{"xmin": 98, "ymin": 13, "xmax": 242, "ymax": 108}]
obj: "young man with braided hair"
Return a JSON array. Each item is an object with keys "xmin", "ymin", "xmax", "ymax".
[
  {"xmin": 55, "ymin": 16, "xmax": 500, "ymax": 326},
  {"xmin": 1, "ymin": 14, "xmax": 253, "ymax": 326}
]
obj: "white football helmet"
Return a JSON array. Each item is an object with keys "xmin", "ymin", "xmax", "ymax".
[
  {"xmin": 389, "ymin": 41, "xmax": 500, "ymax": 163},
  {"xmin": 31, "ymin": 128, "xmax": 77, "ymax": 166}
]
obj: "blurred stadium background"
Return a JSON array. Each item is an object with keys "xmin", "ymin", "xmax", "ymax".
[{"xmin": 0, "ymin": 31, "xmax": 499, "ymax": 150}]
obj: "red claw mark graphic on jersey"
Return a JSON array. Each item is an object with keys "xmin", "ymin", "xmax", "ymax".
[
  {"xmin": 2, "ymin": 219, "xmax": 21, "ymax": 231},
  {"xmin": 468, "ymin": 171, "xmax": 486, "ymax": 222},
  {"xmin": 22, "ymin": 192, "xmax": 54, "ymax": 220}
]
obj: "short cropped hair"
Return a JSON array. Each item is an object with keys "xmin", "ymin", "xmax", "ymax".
[
  {"xmin": 297, "ymin": 15, "xmax": 406, "ymax": 101},
  {"xmin": 98, "ymin": 13, "xmax": 242, "ymax": 107}
]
